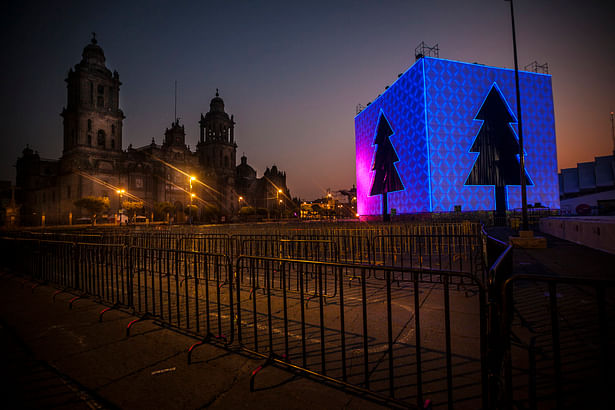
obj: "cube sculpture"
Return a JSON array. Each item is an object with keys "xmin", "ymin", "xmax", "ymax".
[{"xmin": 355, "ymin": 57, "xmax": 559, "ymax": 217}]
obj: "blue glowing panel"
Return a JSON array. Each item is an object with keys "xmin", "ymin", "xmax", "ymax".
[
  {"xmin": 423, "ymin": 58, "xmax": 558, "ymax": 211},
  {"xmin": 355, "ymin": 59, "xmax": 429, "ymax": 216},
  {"xmin": 355, "ymin": 57, "xmax": 559, "ymax": 215}
]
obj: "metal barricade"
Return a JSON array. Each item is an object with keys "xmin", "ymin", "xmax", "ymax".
[
  {"xmin": 75, "ymin": 243, "xmax": 128, "ymax": 305},
  {"xmin": 499, "ymin": 275, "xmax": 615, "ymax": 410},
  {"xmin": 128, "ymin": 247, "xmax": 234, "ymax": 341},
  {"xmin": 235, "ymin": 256, "xmax": 489, "ymax": 409}
]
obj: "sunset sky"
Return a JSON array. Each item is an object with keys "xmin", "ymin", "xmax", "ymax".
[{"xmin": 1, "ymin": 0, "xmax": 613, "ymax": 200}]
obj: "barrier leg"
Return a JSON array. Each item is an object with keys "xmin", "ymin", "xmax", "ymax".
[
  {"xmin": 126, "ymin": 313, "xmax": 151, "ymax": 338},
  {"xmin": 53, "ymin": 289, "xmax": 67, "ymax": 302},
  {"xmin": 187, "ymin": 333, "xmax": 228, "ymax": 365},
  {"xmin": 249, "ymin": 354, "xmax": 288, "ymax": 392},
  {"xmin": 99, "ymin": 303, "xmax": 119, "ymax": 323},
  {"xmin": 31, "ymin": 282, "xmax": 43, "ymax": 293},
  {"xmin": 69, "ymin": 294, "xmax": 86, "ymax": 310}
]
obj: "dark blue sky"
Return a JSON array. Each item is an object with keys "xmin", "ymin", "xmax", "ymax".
[{"xmin": 2, "ymin": 0, "xmax": 613, "ymax": 200}]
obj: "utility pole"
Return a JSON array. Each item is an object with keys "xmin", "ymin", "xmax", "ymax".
[
  {"xmin": 507, "ymin": 0, "xmax": 529, "ymax": 231},
  {"xmin": 611, "ymin": 111, "xmax": 614, "ymax": 155}
]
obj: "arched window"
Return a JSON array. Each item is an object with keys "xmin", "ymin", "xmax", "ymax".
[
  {"xmin": 111, "ymin": 124, "xmax": 115, "ymax": 135},
  {"xmin": 97, "ymin": 85, "xmax": 104, "ymax": 107},
  {"xmin": 97, "ymin": 130, "xmax": 105, "ymax": 146},
  {"xmin": 87, "ymin": 134, "xmax": 92, "ymax": 146},
  {"xmin": 224, "ymin": 156, "xmax": 229, "ymax": 168},
  {"xmin": 111, "ymin": 139, "xmax": 115, "ymax": 149},
  {"xmin": 87, "ymin": 119, "xmax": 92, "ymax": 131}
]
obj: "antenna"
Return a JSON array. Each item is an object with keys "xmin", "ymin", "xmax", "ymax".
[{"xmin": 174, "ymin": 80, "xmax": 177, "ymax": 123}]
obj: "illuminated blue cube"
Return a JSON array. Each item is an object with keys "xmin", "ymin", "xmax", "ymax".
[{"xmin": 355, "ymin": 57, "xmax": 559, "ymax": 216}]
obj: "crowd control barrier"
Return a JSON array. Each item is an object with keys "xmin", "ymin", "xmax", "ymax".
[{"xmin": 1, "ymin": 220, "xmax": 613, "ymax": 409}]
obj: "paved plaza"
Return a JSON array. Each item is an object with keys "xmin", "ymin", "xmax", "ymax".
[{"xmin": 1, "ymin": 228, "xmax": 613, "ymax": 409}]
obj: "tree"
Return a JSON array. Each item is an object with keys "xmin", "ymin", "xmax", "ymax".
[
  {"xmin": 465, "ymin": 84, "xmax": 531, "ymax": 216},
  {"xmin": 184, "ymin": 204, "xmax": 198, "ymax": 223},
  {"xmin": 239, "ymin": 206, "xmax": 256, "ymax": 216},
  {"xmin": 153, "ymin": 201, "xmax": 175, "ymax": 222},
  {"xmin": 74, "ymin": 196, "xmax": 109, "ymax": 225},
  {"xmin": 370, "ymin": 111, "xmax": 404, "ymax": 221},
  {"xmin": 122, "ymin": 201, "xmax": 144, "ymax": 221},
  {"xmin": 200, "ymin": 203, "xmax": 220, "ymax": 223}
]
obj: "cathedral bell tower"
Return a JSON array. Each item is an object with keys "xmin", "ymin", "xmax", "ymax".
[
  {"xmin": 197, "ymin": 89, "xmax": 237, "ymax": 214},
  {"xmin": 163, "ymin": 119, "xmax": 187, "ymax": 150},
  {"xmin": 61, "ymin": 33, "xmax": 124, "ymax": 154}
]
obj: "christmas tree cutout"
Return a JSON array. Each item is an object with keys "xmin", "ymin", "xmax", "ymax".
[
  {"xmin": 465, "ymin": 83, "xmax": 532, "ymax": 215},
  {"xmin": 370, "ymin": 111, "xmax": 404, "ymax": 220}
]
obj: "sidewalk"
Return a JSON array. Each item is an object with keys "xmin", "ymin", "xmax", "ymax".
[
  {"xmin": 1, "ymin": 230, "xmax": 612, "ymax": 409},
  {"xmin": 0, "ymin": 274, "xmax": 389, "ymax": 410},
  {"xmin": 487, "ymin": 226, "xmax": 615, "ymax": 280}
]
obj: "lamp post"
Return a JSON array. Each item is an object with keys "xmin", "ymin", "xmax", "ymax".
[
  {"xmin": 610, "ymin": 112, "xmax": 614, "ymax": 155},
  {"xmin": 506, "ymin": 0, "xmax": 529, "ymax": 230},
  {"xmin": 116, "ymin": 189, "xmax": 125, "ymax": 224},
  {"xmin": 189, "ymin": 176, "xmax": 195, "ymax": 224},
  {"xmin": 277, "ymin": 189, "xmax": 282, "ymax": 219},
  {"xmin": 190, "ymin": 193, "xmax": 196, "ymax": 223}
]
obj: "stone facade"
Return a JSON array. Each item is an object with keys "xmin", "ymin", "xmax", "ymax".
[{"xmin": 15, "ymin": 36, "xmax": 289, "ymax": 225}]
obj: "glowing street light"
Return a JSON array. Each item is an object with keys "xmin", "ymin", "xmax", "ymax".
[
  {"xmin": 116, "ymin": 189, "xmax": 125, "ymax": 224},
  {"xmin": 276, "ymin": 189, "xmax": 283, "ymax": 219},
  {"xmin": 189, "ymin": 176, "xmax": 196, "ymax": 224}
]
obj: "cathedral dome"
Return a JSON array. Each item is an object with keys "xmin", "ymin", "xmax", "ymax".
[
  {"xmin": 237, "ymin": 155, "xmax": 256, "ymax": 179},
  {"xmin": 210, "ymin": 89, "xmax": 225, "ymax": 113},
  {"xmin": 81, "ymin": 33, "xmax": 106, "ymax": 67}
]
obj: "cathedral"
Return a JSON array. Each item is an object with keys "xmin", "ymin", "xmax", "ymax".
[{"xmin": 15, "ymin": 35, "xmax": 289, "ymax": 225}]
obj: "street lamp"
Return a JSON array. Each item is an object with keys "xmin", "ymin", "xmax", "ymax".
[
  {"xmin": 189, "ymin": 176, "xmax": 196, "ymax": 224},
  {"xmin": 190, "ymin": 193, "xmax": 196, "ymax": 224},
  {"xmin": 506, "ymin": 0, "xmax": 528, "ymax": 230},
  {"xmin": 277, "ymin": 189, "xmax": 282, "ymax": 219},
  {"xmin": 116, "ymin": 189, "xmax": 125, "ymax": 224}
]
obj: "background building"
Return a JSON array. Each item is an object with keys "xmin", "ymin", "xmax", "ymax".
[
  {"xmin": 15, "ymin": 36, "xmax": 290, "ymax": 225},
  {"xmin": 558, "ymin": 154, "xmax": 615, "ymax": 215}
]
